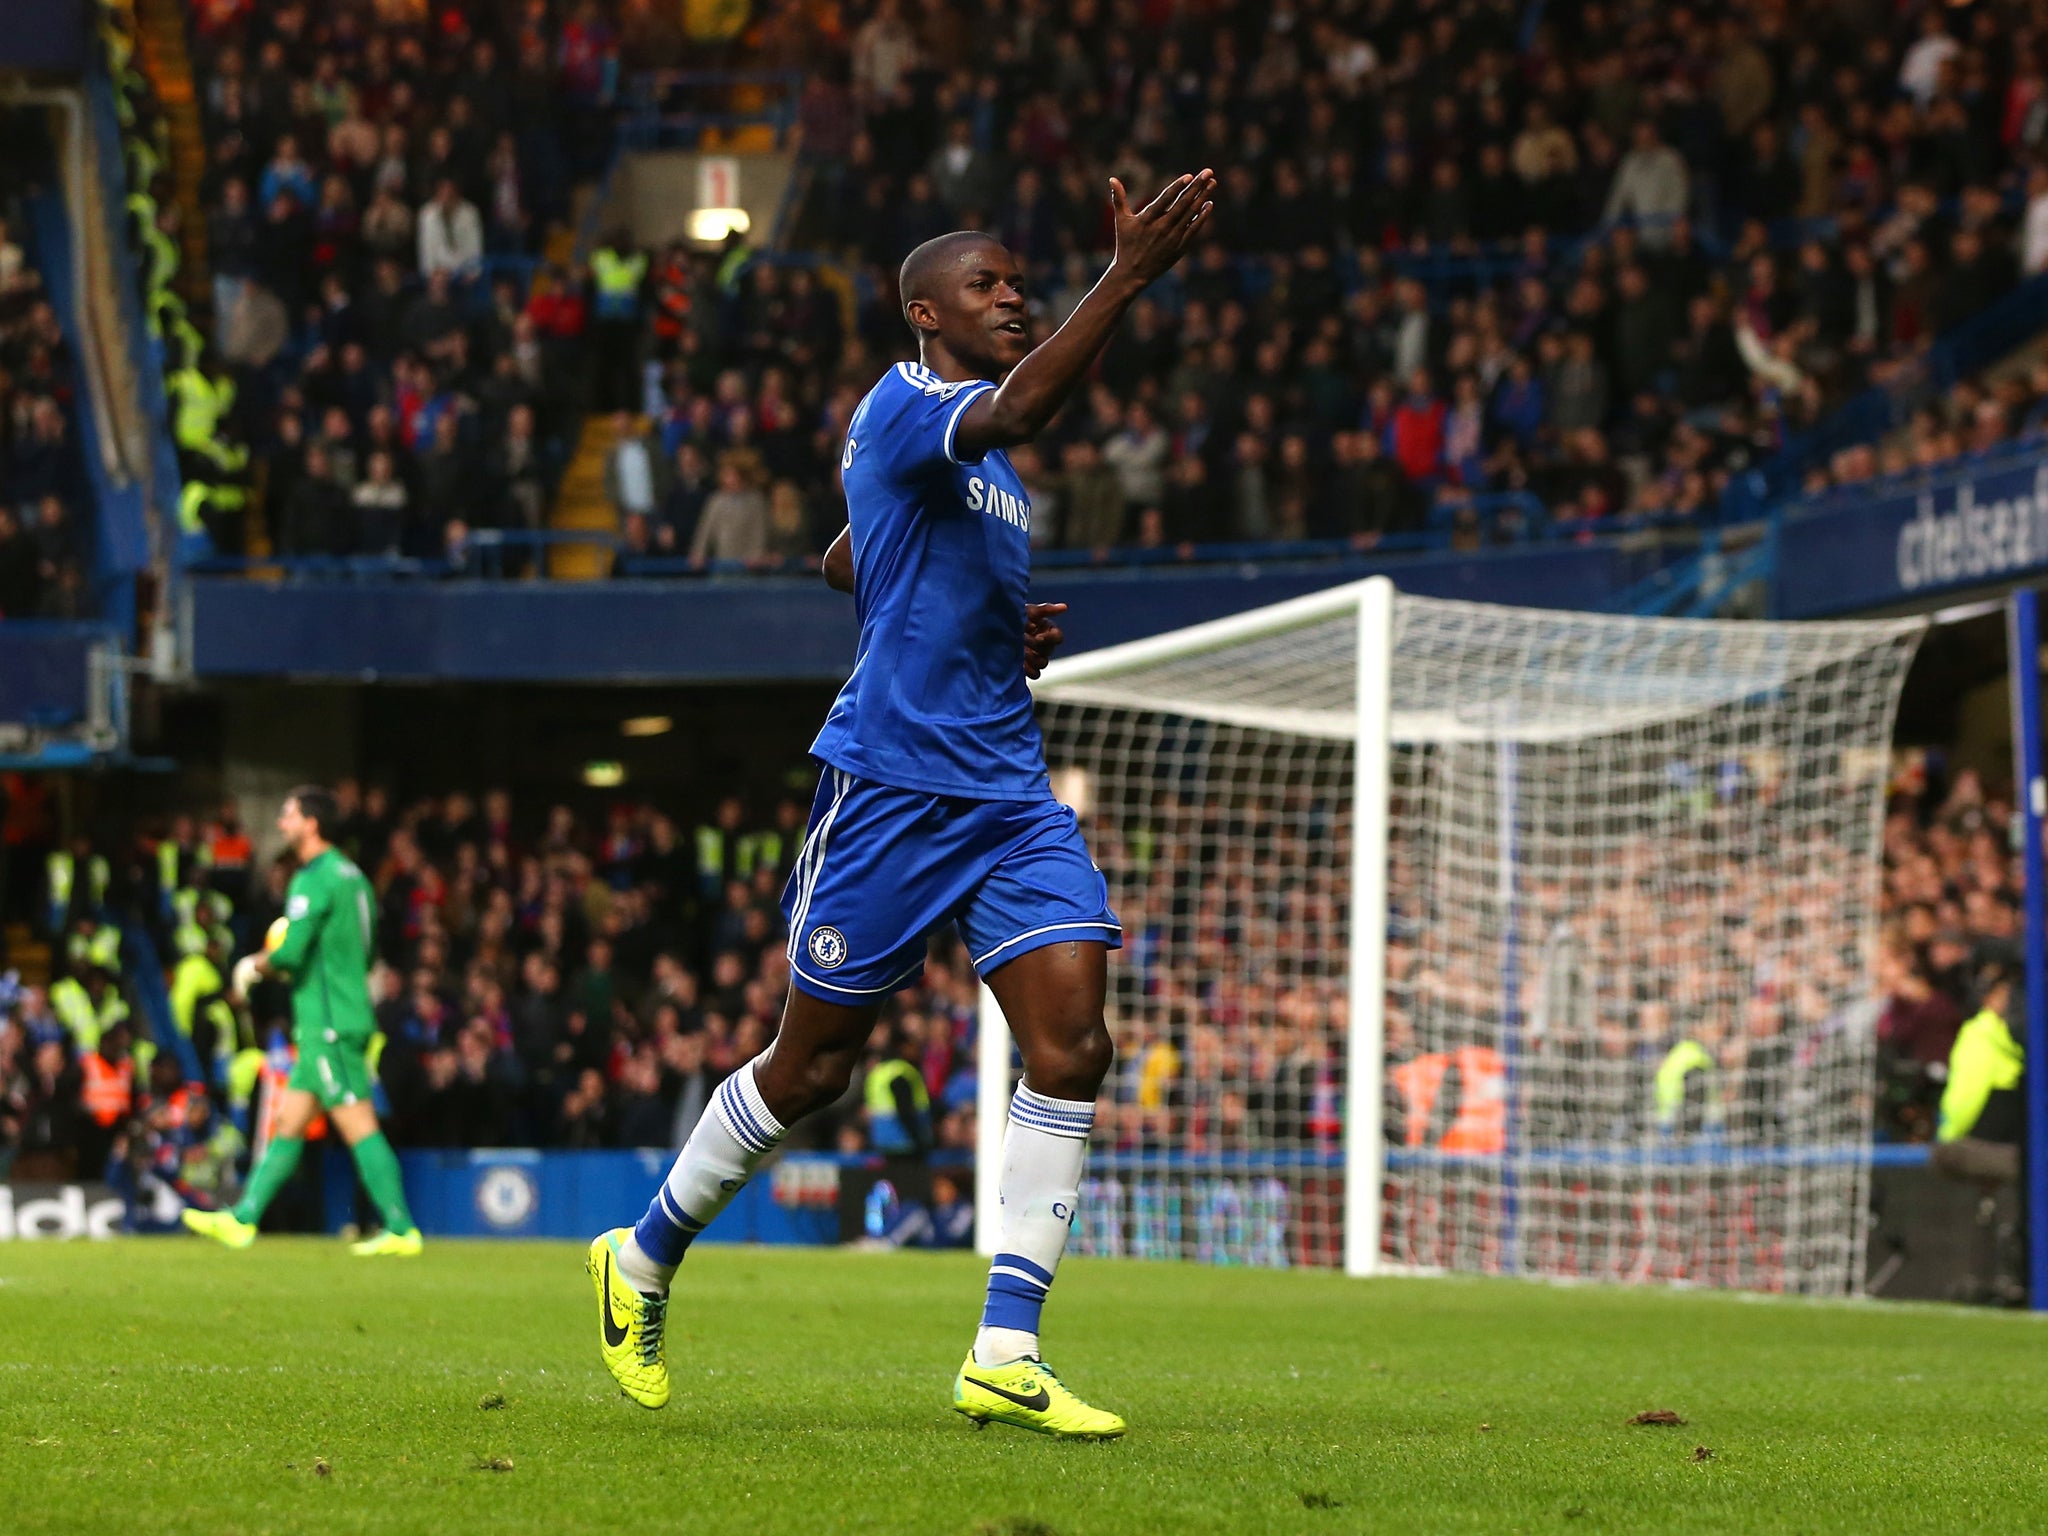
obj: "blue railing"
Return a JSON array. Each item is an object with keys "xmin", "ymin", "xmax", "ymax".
[
  {"xmin": 1391, "ymin": 1141, "xmax": 1930, "ymax": 1171},
  {"xmin": 0, "ymin": 621, "xmax": 116, "ymax": 727},
  {"xmin": 86, "ymin": 60, "xmax": 182, "ymax": 610},
  {"xmin": 1769, "ymin": 432, "xmax": 2048, "ymax": 529},
  {"xmin": 188, "ymin": 528, "xmax": 620, "ymax": 581},
  {"xmin": 0, "ymin": 621, "xmax": 130, "ymax": 769},
  {"xmin": 1602, "ymin": 522, "xmax": 1780, "ymax": 618},
  {"xmin": 191, "ymin": 490, "xmax": 1643, "ymax": 583}
]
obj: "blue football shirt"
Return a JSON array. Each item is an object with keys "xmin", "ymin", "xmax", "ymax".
[{"xmin": 812, "ymin": 361, "xmax": 1051, "ymax": 801}]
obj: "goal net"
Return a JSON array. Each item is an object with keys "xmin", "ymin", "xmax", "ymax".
[{"xmin": 979, "ymin": 579, "xmax": 1925, "ymax": 1296}]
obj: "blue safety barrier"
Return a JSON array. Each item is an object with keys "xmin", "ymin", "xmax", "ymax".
[
  {"xmin": 377, "ymin": 1148, "xmax": 842, "ymax": 1243},
  {"xmin": 187, "ymin": 539, "xmax": 1670, "ymax": 680},
  {"xmin": 336, "ymin": 1143, "xmax": 1929, "ymax": 1246},
  {"xmin": 1390, "ymin": 1142, "xmax": 1932, "ymax": 1171},
  {"xmin": 21, "ymin": 189, "xmax": 133, "ymax": 630},
  {"xmin": 0, "ymin": 623, "xmax": 109, "ymax": 727},
  {"xmin": 0, "ymin": 0, "xmax": 86, "ymax": 69},
  {"xmin": 1772, "ymin": 439, "xmax": 2048, "ymax": 618},
  {"xmin": 192, "ymin": 492, "xmax": 1570, "ymax": 584}
]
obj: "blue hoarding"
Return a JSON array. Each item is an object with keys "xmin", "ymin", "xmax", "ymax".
[
  {"xmin": 0, "ymin": 0, "xmax": 86, "ymax": 71},
  {"xmin": 1775, "ymin": 446, "xmax": 2048, "ymax": 618},
  {"xmin": 0, "ymin": 622, "xmax": 107, "ymax": 727},
  {"xmin": 373, "ymin": 1148, "xmax": 840, "ymax": 1244},
  {"xmin": 189, "ymin": 542, "xmax": 1657, "ymax": 682}
]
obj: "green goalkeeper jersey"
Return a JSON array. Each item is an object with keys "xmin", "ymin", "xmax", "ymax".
[{"xmin": 271, "ymin": 846, "xmax": 377, "ymax": 1041}]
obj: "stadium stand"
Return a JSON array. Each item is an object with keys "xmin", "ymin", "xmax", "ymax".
[
  {"xmin": 0, "ymin": 168, "xmax": 89, "ymax": 622},
  {"xmin": 160, "ymin": 0, "xmax": 626, "ymax": 564},
  {"xmin": 151, "ymin": 0, "xmax": 2048, "ymax": 576},
  {"xmin": 0, "ymin": 0, "xmax": 2029, "ymax": 1281},
  {"xmin": 772, "ymin": 0, "xmax": 2048, "ymax": 540}
]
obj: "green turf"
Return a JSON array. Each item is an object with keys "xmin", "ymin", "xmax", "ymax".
[{"xmin": 2, "ymin": 1239, "xmax": 2044, "ymax": 1535}]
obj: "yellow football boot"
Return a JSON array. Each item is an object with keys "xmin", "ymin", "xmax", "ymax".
[
  {"xmin": 953, "ymin": 1353, "xmax": 1127, "ymax": 1439},
  {"xmin": 587, "ymin": 1228, "xmax": 670, "ymax": 1409},
  {"xmin": 181, "ymin": 1207, "xmax": 257, "ymax": 1249},
  {"xmin": 349, "ymin": 1228, "xmax": 424, "ymax": 1257}
]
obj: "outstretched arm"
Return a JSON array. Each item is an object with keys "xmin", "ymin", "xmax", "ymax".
[{"xmin": 953, "ymin": 170, "xmax": 1214, "ymax": 462}]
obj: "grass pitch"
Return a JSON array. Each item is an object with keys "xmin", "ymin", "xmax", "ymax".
[{"xmin": 2, "ymin": 1240, "xmax": 2044, "ymax": 1535}]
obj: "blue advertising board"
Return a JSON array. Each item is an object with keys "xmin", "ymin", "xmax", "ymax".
[
  {"xmin": 1775, "ymin": 447, "xmax": 2048, "ymax": 618},
  {"xmin": 0, "ymin": 0, "xmax": 87, "ymax": 70},
  {"xmin": 368, "ymin": 1148, "xmax": 841, "ymax": 1244},
  {"xmin": 188, "ymin": 542, "xmax": 1658, "ymax": 682},
  {"xmin": 0, "ymin": 622, "xmax": 106, "ymax": 727}
]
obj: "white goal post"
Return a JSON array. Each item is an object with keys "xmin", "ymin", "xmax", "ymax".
[{"xmin": 976, "ymin": 577, "xmax": 1927, "ymax": 1296}]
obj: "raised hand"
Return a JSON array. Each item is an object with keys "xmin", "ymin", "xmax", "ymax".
[
  {"xmin": 1024, "ymin": 600, "xmax": 1068, "ymax": 679},
  {"xmin": 1108, "ymin": 169, "xmax": 1216, "ymax": 287},
  {"xmin": 954, "ymin": 172, "xmax": 1215, "ymax": 457}
]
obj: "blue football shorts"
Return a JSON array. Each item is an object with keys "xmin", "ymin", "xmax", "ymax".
[{"xmin": 780, "ymin": 765, "xmax": 1122, "ymax": 1003}]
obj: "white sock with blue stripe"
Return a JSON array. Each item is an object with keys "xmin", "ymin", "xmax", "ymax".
[
  {"xmin": 618, "ymin": 1055, "xmax": 786, "ymax": 1295},
  {"xmin": 974, "ymin": 1083, "xmax": 1094, "ymax": 1368}
]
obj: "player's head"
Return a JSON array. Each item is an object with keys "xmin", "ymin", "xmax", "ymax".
[
  {"xmin": 899, "ymin": 231, "xmax": 1031, "ymax": 379},
  {"xmin": 279, "ymin": 785, "xmax": 338, "ymax": 856}
]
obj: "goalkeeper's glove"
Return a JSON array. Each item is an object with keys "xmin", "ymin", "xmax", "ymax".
[{"xmin": 230, "ymin": 954, "xmax": 262, "ymax": 1003}]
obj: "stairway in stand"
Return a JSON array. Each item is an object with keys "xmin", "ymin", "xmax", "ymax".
[
  {"xmin": 548, "ymin": 413, "xmax": 625, "ymax": 580},
  {"xmin": 3, "ymin": 923, "xmax": 52, "ymax": 988},
  {"xmin": 130, "ymin": 0, "xmax": 211, "ymax": 306}
]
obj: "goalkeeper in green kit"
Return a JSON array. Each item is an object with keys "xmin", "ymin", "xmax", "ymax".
[{"xmin": 182, "ymin": 786, "xmax": 422, "ymax": 1257}]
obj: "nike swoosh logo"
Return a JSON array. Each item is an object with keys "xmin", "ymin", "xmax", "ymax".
[
  {"xmin": 976, "ymin": 1379, "xmax": 1051, "ymax": 1412},
  {"xmin": 601, "ymin": 1252, "xmax": 631, "ymax": 1349}
]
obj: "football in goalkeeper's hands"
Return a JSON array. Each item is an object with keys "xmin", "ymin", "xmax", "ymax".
[{"xmin": 264, "ymin": 917, "xmax": 289, "ymax": 953}]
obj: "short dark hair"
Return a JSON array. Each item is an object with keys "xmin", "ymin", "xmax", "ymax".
[
  {"xmin": 286, "ymin": 785, "xmax": 340, "ymax": 839},
  {"xmin": 898, "ymin": 230, "xmax": 1006, "ymax": 312}
]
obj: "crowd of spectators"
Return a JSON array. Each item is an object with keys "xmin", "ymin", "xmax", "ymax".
[
  {"xmin": 0, "ymin": 739, "xmax": 2028, "ymax": 1276},
  {"xmin": 298, "ymin": 780, "xmax": 980, "ymax": 1155},
  {"xmin": 0, "ymin": 777, "xmax": 981, "ymax": 1184},
  {"xmin": 1797, "ymin": 352, "xmax": 2048, "ymax": 507},
  {"xmin": 184, "ymin": 0, "xmax": 645, "ymax": 562},
  {"xmin": 175, "ymin": 0, "xmax": 2048, "ymax": 572},
  {"xmin": 464, "ymin": 0, "xmax": 2048, "ymax": 570},
  {"xmin": 1799, "ymin": 154, "xmax": 2048, "ymax": 503},
  {"xmin": 1874, "ymin": 756, "xmax": 2025, "ymax": 1142},
  {"xmin": 0, "ymin": 188, "xmax": 86, "ymax": 620},
  {"xmin": 757, "ymin": 0, "xmax": 2048, "ymax": 546}
]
